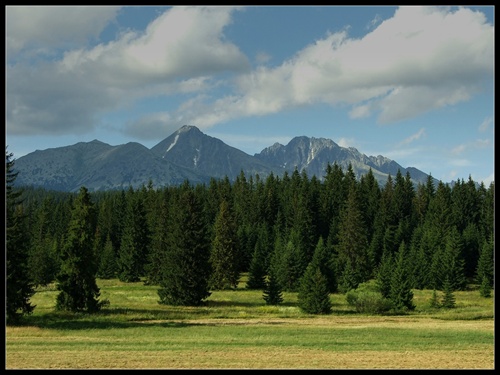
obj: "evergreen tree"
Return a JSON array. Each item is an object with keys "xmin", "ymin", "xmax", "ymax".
[
  {"xmin": 441, "ymin": 276, "xmax": 456, "ymax": 308},
  {"xmin": 297, "ymin": 265, "xmax": 332, "ymax": 314},
  {"xmin": 309, "ymin": 237, "xmax": 337, "ymax": 293},
  {"xmin": 209, "ymin": 199, "xmax": 240, "ymax": 290},
  {"xmin": 158, "ymin": 183, "xmax": 212, "ymax": 306},
  {"xmin": 376, "ymin": 248, "xmax": 394, "ymax": 299},
  {"xmin": 246, "ymin": 224, "xmax": 269, "ymax": 290},
  {"xmin": 441, "ymin": 226, "xmax": 467, "ymax": 291},
  {"xmin": 335, "ymin": 184, "xmax": 370, "ymax": 291},
  {"xmin": 97, "ymin": 234, "xmax": 117, "ymax": 279},
  {"xmin": 56, "ymin": 186, "xmax": 102, "ymax": 313},
  {"xmin": 479, "ymin": 275, "xmax": 492, "ymax": 298},
  {"xmin": 475, "ymin": 235, "xmax": 494, "ymax": 289},
  {"xmin": 429, "ymin": 289, "xmax": 441, "ymax": 309},
  {"xmin": 118, "ymin": 187, "xmax": 151, "ymax": 282},
  {"xmin": 28, "ymin": 196, "xmax": 60, "ymax": 286},
  {"xmin": 263, "ymin": 269, "xmax": 284, "ymax": 305},
  {"xmin": 6, "ymin": 148, "xmax": 36, "ymax": 323},
  {"xmin": 389, "ymin": 241, "xmax": 415, "ymax": 312}
]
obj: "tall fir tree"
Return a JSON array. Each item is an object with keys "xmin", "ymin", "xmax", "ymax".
[
  {"xmin": 335, "ymin": 183, "xmax": 370, "ymax": 292},
  {"xmin": 246, "ymin": 223, "xmax": 269, "ymax": 290},
  {"xmin": 263, "ymin": 268, "xmax": 284, "ymax": 306},
  {"xmin": 56, "ymin": 186, "xmax": 101, "ymax": 313},
  {"xmin": 209, "ymin": 199, "xmax": 240, "ymax": 290},
  {"xmin": 389, "ymin": 241, "xmax": 415, "ymax": 312},
  {"xmin": 475, "ymin": 234, "xmax": 494, "ymax": 289},
  {"xmin": 6, "ymin": 148, "xmax": 36, "ymax": 323},
  {"xmin": 97, "ymin": 234, "xmax": 117, "ymax": 279},
  {"xmin": 158, "ymin": 183, "xmax": 212, "ymax": 306},
  {"xmin": 297, "ymin": 265, "xmax": 332, "ymax": 314}
]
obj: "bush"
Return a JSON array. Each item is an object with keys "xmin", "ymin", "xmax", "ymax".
[{"xmin": 345, "ymin": 281, "xmax": 393, "ymax": 314}]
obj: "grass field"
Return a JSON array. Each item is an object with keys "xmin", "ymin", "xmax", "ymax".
[{"xmin": 6, "ymin": 276, "xmax": 494, "ymax": 369}]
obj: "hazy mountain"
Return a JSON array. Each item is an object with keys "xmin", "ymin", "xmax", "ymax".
[
  {"xmin": 12, "ymin": 125, "xmax": 438, "ymax": 192},
  {"xmin": 13, "ymin": 139, "xmax": 209, "ymax": 192}
]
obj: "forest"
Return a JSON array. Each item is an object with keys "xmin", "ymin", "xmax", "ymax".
[{"xmin": 6, "ymin": 149, "xmax": 495, "ymax": 323}]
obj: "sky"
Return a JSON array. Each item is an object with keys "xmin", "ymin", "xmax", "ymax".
[{"xmin": 5, "ymin": 5, "xmax": 494, "ymax": 185}]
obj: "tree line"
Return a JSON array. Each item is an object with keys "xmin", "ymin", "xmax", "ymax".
[{"xmin": 6, "ymin": 148, "xmax": 494, "ymax": 322}]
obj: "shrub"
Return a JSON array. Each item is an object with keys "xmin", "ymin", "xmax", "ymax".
[{"xmin": 345, "ymin": 281, "xmax": 393, "ymax": 314}]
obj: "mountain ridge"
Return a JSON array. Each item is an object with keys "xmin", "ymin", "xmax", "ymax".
[{"xmin": 13, "ymin": 125, "xmax": 440, "ymax": 192}]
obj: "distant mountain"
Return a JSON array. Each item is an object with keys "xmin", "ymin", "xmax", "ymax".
[
  {"xmin": 150, "ymin": 125, "xmax": 274, "ymax": 180},
  {"xmin": 254, "ymin": 136, "xmax": 436, "ymax": 186},
  {"xmin": 13, "ymin": 139, "xmax": 209, "ymax": 192},
  {"xmin": 13, "ymin": 125, "xmax": 439, "ymax": 192}
]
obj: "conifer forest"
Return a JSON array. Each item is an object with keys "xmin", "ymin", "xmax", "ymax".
[{"xmin": 6, "ymin": 149, "xmax": 495, "ymax": 322}]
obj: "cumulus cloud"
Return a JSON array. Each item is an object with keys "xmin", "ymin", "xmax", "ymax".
[
  {"xmin": 6, "ymin": 6, "xmax": 121, "ymax": 58},
  {"xmin": 155, "ymin": 5, "xmax": 493, "ymax": 133},
  {"xmin": 7, "ymin": 6, "xmax": 249, "ymax": 136},
  {"xmin": 6, "ymin": 5, "xmax": 494, "ymax": 141}
]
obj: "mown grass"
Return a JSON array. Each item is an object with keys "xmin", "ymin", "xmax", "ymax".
[{"xmin": 6, "ymin": 276, "xmax": 494, "ymax": 369}]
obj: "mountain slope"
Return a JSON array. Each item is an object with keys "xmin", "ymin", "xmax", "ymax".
[
  {"xmin": 151, "ymin": 125, "xmax": 274, "ymax": 180},
  {"xmin": 13, "ymin": 140, "xmax": 208, "ymax": 192},
  {"xmin": 13, "ymin": 125, "xmax": 439, "ymax": 192}
]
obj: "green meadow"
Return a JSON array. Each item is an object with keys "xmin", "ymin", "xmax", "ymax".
[{"xmin": 6, "ymin": 276, "xmax": 494, "ymax": 369}]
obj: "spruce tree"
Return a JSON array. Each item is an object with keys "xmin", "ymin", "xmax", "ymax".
[
  {"xmin": 376, "ymin": 248, "xmax": 394, "ymax": 299},
  {"xmin": 389, "ymin": 241, "xmax": 415, "ymax": 312},
  {"xmin": 158, "ymin": 184, "xmax": 212, "ymax": 306},
  {"xmin": 479, "ymin": 275, "xmax": 492, "ymax": 298},
  {"xmin": 476, "ymin": 235, "xmax": 494, "ymax": 289},
  {"xmin": 441, "ymin": 276, "xmax": 456, "ymax": 308},
  {"xmin": 209, "ymin": 199, "xmax": 240, "ymax": 290},
  {"xmin": 6, "ymin": 148, "xmax": 36, "ymax": 323},
  {"xmin": 246, "ymin": 224, "xmax": 269, "ymax": 290},
  {"xmin": 429, "ymin": 289, "xmax": 441, "ymax": 308},
  {"xmin": 297, "ymin": 265, "xmax": 332, "ymax": 314},
  {"xmin": 263, "ymin": 269, "xmax": 284, "ymax": 305},
  {"xmin": 56, "ymin": 186, "xmax": 101, "ymax": 313}
]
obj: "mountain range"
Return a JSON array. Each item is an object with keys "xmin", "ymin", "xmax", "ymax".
[{"xmin": 12, "ymin": 125, "xmax": 438, "ymax": 192}]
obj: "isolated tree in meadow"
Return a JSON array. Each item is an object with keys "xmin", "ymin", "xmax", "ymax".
[
  {"xmin": 6, "ymin": 148, "xmax": 36, "ymax": 323},
  {"xmin": 441, "ymin": 276, "xmax": 456, "ymax": 309},
  {"xmin": 297, "ymin": 264, "xmax": 332, "ymax": 315},
  {"xmin": 158, "ymin": 183, "xmax": 212, "ymax": 306},
  {"xmin": 56, "ymin": 186, "xmax": 101, "ymax": 313},
  {"xmin": 210, "ymin": 199, "xmax": 240, "ymax": 290}
]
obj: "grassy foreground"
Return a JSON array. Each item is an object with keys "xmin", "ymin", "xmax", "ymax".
[{"xmin": 6, "ymin": 276, "xmax": 494, "ymax": 369}]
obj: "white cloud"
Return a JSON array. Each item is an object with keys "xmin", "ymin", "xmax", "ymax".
[
  {"xmin": 451, "ymin": 138, "xmax": 490, "ymax": 155},
  {"xmin": 6, "ymin": 6, "xmax": 249, "ymax": 136},
  {"xmin": 6, "ymin": 6, "xmax": 121, "ymax": 58},
  {"xmin": 176, "ymin": 5, "xmax": 493, "ymax": 129}
]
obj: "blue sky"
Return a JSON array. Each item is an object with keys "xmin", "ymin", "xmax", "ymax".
[{"xmin": 6, "ymin": 6, "xmax": 494, "ymax": 185}]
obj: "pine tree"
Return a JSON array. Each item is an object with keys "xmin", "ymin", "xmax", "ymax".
[
  {"xmin": 335, "ymin": 185, "xmax": 370, "ymax": 291},
  {"xmin": 441, "ymin": 276, "xmax": 456, "ymax": 308},
  {"xmin": 210, "ymin": 199, "xmax": 240, "ymax": 290},
  {"xmin": 429, "ymin": 289, "xmax": 441, "ymax": 308},
  {"xmin": 246, "ymin": 224, "xmax": 269, "ymax": 290},
  {"xmin": 309, "ymin": 237, "xmax": 337, "ymax": 293},
  {"xmin": 297, "ymin": 265, "xmax": 332, "ymax": 314},
  {"xmin": 476, "ymin": 235, "xmax": 494, "ymax": 289},
  {"xmin": 479, "ymin": 275, "xmax": 492, "ymax": 298},
  {"xmin": 376, "ymin": 248, "xmax": 394, "ymax": 299},
  {"xmin": 6, "ymin": 148, "xmax": 36, "ymax": 323},
  {"xmin": 158, "ymin": 184, "xmax": 212, "ymax": 306},
  {"xmin": 56, "ymin": 186, "xmax": 102, "ymax": 313},
  {"xmin": 263, "ymin": 269, "xmax": 284, "ymax": 305},
  {"xmin": 389, "ymin": 241, "xmax": 415, "ymax": 312}
]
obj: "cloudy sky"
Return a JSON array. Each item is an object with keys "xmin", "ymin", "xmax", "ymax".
[{"xmin": 6, "ymin": 5, "xmax": 494, "ymax": 185}]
